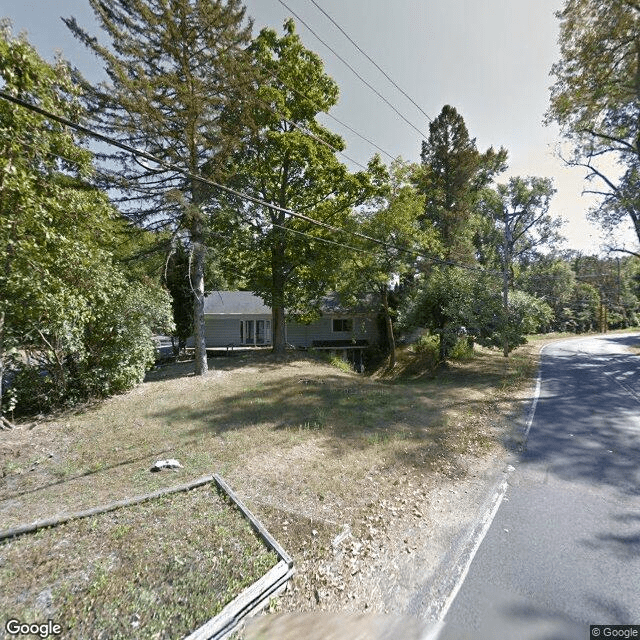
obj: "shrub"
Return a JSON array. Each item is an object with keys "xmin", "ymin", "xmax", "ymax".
[{"xmin": 449, "ymin": 337, "xmax": 474, "ymax": 361}]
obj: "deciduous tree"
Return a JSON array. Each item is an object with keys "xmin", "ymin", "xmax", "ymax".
[
  {"xmin": 0, "ymin": 25, "xmax": 173, "ymax": 414},
  {"xmin": 340, "ymin": 160, "xmax": 437, "ymax": 367},
  {"xmin": 480, "ymin": 176, "xmax": 562, "ymax": 354},
  {"xmin": 547, "ymin": 0, "xmax": 640, "ymax": 252},
  {"xmin": 226, "ymin": 20, "xmax": 385, "ymax": 354}
]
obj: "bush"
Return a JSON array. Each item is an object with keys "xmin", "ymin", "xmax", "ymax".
[
  {"xmin": 413, "ymin": 334, "xmax": 439, "ymax": 355},
  {"xmin": 329, "ymin": 356, "xmax": 353, "ymax": 373},
  {"xmin": 412, "ymin": 334, "xmax": 441, "ymax": 369},
  {"xmin": 7, "ymin": 278, "xmax": 173, "ymax": 415},
  {"xmin": 449, "ymin": 337, "xmax": 474, "ymax": 361}
]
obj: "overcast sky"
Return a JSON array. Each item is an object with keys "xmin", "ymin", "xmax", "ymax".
[{"xmin": 4, "ymin": 0, "xmax": 639, "ymax": 255}]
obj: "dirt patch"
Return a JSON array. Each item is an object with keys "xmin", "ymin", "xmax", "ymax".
[{"xmin": 0, "ymin": 342, "xmax": 546, "ymax": 636}]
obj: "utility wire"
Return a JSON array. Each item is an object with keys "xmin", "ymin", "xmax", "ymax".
[
  {"xmin": 253, "ymin": 93, "xmax": 369, "ymax": 170},
  {"xmin": 306, "ymin": 0, "xmax": 433, "ymax": 124},
  {"xmin": 275, "ymin": 0, "xmax": 429, "ymax": 140},
  {"xmin": 268, "ymin": 77, "xmax": 396, "ymax": 161},
  {"xmin": 0, "ymin": 90, "xmax": 496, "ymax": 275},
  {"xmin": 245, "ymin": 42, "xmax": 397, "ymax": 161}
]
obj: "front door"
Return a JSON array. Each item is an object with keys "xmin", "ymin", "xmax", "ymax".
[{"xmin": 241, "ymin": 319, "xmax": 271, "ymax": 345}]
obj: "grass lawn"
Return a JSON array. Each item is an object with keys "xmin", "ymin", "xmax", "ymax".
[{"xmin": 0, "ymin": 339, "xmax": 551, "ymax": 633}]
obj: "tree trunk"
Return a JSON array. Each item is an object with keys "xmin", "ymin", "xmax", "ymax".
[
  {"xmin": 439, "ymin": 330, "xmax": 447, "ymax": 362},
  {"xmin": 502, "ymin": 206, "xmax": 511, "ymax": 358},
  {"xmin": 272, "ymin": 306, "xmax": 286, "ymax": 355},
  {"xmin": 271, "ymin": 235, "xmax": 287, "ymax": 355},
  {"xmin": 191, "ymin": 220, "xmax": 208, "ymax": 376},
  {"xmin": 381, "ymin": 287, "xmax": 396, "ymax": 368}
]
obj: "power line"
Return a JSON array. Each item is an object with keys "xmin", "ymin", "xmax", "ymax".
[
  {"xmin": 306, "ymin": 0, "xmax": 433, "ymax": 124},
  {"xmin": 1, "ymin": 89, "xmax": 496, "ymax": 276},
  {"xmin": 267, "ymin": 76, "xmax": 396, "ymax": 161},
  {"xmin": 244, "ymin": 41, "xmax": 397, "ymax": 162},
  {"xmin": 275, "ymin": 0, "xmax": 429, "ymax": 140},
  {"xmin": 253, "ymin": 93, "xmax": 369, "ymax": 170}
]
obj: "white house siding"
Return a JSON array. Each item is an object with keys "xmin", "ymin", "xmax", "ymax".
[
  {"xmin": 286, "ymin": 315, "xmax": 379, "ymax": 348},
  {"xmin": 201, "ymin": 314, "xmax": 272, "ymax": 347}
]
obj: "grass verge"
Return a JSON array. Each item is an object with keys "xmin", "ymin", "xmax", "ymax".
[{"xmin": 0, "ymin": 339, "xmax": 549, "ymax": 626}]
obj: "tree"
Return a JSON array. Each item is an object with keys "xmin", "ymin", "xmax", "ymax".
[
  {"xmin": 163, "ymin": 239, "xmax": 194, "ymax": 355},
  {"xmin": 480, "ymin": 176, "xmax": 562, "ymax": 354},
  {"xmin": 0, "ymin": 25, "xmax": 173, "ymax": 415},
  {"xmin": 340, "ymin": 160, "xmax": 436, "ymax": 367},
  {"xmin": 518, "ymin": 256, "xmax": 577, "ymax": 330},
  {"xmin": 402, "ymin": 268, "xmax": 551, "ymax": 357},
  {"xmin": 410, "ymin": 105, "xmax": 507, "ymax": 359},
  {"xmin": 418, "ymin": 104, "xmax": 507, "ymax": 263},
  {"xmin": 571, "ymin": 253, "xmax": 640, "ymax": 329},
  {"xmin": 225, "ymin": 20, "xmax": 385, "ymax": 354},
  {"xmin": 65, "ymin": 0, "xmax": 258, "ymax": 374},
  {"xmin": 547, "ymin": 0, "xmax": 640, "ymax": 252}
]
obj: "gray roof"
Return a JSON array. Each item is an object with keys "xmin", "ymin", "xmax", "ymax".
[
  {"xmin": 203, "ymin": 291, "xmax": 377, "ymax": 316},
  {"xmin": 203, "ymin": 291, "xmax": 270, "ymax": 315}
]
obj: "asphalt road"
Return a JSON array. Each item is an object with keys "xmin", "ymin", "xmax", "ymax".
[{"xmin": 437, "ymin": 333, "xmax": 640, "ymax": 640}]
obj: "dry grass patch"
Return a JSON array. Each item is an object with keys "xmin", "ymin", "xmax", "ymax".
[
  {"xmin": 0, "ymin": 484, "xmax": 276, "ymax": 639},
  {"xmin": 1, "ymin": 344, "xmax": 544, "ymax": 623}
]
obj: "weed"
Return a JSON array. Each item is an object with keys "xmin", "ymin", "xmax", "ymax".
[
  {"xmin": 449, "ymin": 338, "xmax": 475, "ymax": 361},
  {"xmin": 329, "ymin": 356, "xmax": 352, "ymax": 373},
  {"xmin": 365, "ymin": 430, "xmax": 392, "ymax": 446}
]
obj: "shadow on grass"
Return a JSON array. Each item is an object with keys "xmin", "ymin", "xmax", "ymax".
[
  {"xmin": 145, "ymin": 350, "xmax": 333, "ymax": 384},
  {"xmin": 146, "ymin": 366, "xmax": 495, "ymax": 478}
]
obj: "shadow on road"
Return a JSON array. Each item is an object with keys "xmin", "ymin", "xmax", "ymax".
[{"xmin": 519, "ymin": 338, "xmax": 640, "ymax": 497}]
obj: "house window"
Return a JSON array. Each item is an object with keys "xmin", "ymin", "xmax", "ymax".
[{"xmin": 332, "ymin": 318, "xmax": 353, "ymax": 332}]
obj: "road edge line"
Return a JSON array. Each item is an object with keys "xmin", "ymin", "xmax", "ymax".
[{"xmin": 427, "ymin": 344, "xmax": 547, "ymax": 637}]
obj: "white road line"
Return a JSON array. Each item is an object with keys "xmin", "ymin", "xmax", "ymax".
[
  {"xmin": 431, "ymin": 472, "xmax": 512, "ymax": 633},
  {"xmin": 523, "ymin": 347, "xmax": 545, "ymax": 441},
  {"xmin": 427, "ymin": 345, "xmax": 547, "ymax": 638}
]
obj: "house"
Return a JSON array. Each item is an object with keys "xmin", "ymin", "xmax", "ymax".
[{"xmin": 197, "ymin": 291, "xmax": 380, "ymax": 364}]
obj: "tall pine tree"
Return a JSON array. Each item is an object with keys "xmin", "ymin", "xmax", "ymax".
[
  {"xmin": 419, "ymin": 105, "xmax": 507, "ymax": 263},
  {"xmin": 65, "ymin": 0, "xmax": 258, "ymax": 374}
]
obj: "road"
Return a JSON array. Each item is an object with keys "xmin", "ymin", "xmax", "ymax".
[{"xmin": 436, "ymin": 333, "xmax": 640, "ymax": 640}]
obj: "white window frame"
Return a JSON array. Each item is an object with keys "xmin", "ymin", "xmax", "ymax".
[{"xmin": 241, "ymin": 319, "xmax": 272, "ymax": 345}]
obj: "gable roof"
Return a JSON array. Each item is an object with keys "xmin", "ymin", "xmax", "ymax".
[
  {"xmin": 203, "ymin": 291, "xmax": 377, "ymax": 316},
  {"xmin": 204, "ymin": 291, "xmax": 270, "ymax": 315}
]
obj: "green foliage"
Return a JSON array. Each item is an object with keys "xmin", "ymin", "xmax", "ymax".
[
  {"xmin": 338, "ymin": 159, "xmax": 438, "ymax": 365},
  {"xmin": 479, "ymin": 176, "xmax": 563, "ymax": 271},
  {"xmin": 449, "ymin": 338, "xmax": 475, "ymax": 361},
  {"xmin": 65, "ymin": 0, "xmax": 259, "ymax": 375},
  {"xmin": 403, "ymin": 267, "xmax": 552, "ymax": 357},
  {"xmin": 225, "ymin": 20, "xmax": 386, "ymax": 353},
  {"xmin": 163, "ymin": 240, "xmax": 195, "ymax": 353},
  {"xmin": 519, "ymin": 257, "xmax": 577, "ymax": 323},
  {"xmin": 0, "ymin": 26, "xmax": 173, "ymax": 414},
  {"xmin": 329, "ymin": 356, "xmax": 353, "ymax": 373},
  {"xmin": 413, "ymin": 334, "xmax": 439, "ymax": 355},
  {"xmin": 418, "ymin": 104, "xmax": 508, "ymax": 263},
  {"xmin": 547, "ymin": 0, "xmax": 640, "ymax": 246}
]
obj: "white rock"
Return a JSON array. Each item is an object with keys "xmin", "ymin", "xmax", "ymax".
[{"xmin": 150, "ymin": 459, "xmax": 183, "ymax": 471}]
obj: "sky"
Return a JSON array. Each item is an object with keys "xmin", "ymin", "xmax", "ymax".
[{"xmin": 4, "ymin": 0, "xmax": 639, "ymax": 255}]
